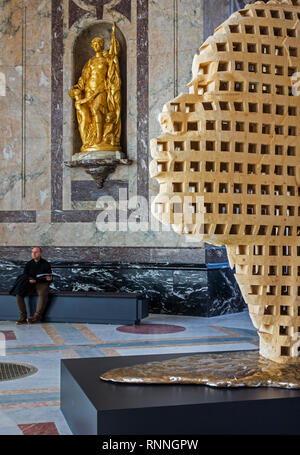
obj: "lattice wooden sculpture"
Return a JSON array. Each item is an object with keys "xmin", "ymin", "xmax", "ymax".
[{"xmin": 150, "ymin": 0, "xmax": 300, "ymax": 363}]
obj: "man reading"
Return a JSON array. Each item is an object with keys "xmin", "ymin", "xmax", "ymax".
[{"xmin": 15, "ymin": 247, "xmax": 52, "ymax": 325}]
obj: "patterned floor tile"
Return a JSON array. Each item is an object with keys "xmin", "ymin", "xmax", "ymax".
[
  {"xmin": 18, "ymin": 422, "xmax": 59, "ymax": 435},
  {"xmin": 0, "ymin": 311, "xmax": 258, "ymax": 435},
  {"xmin": 0, "ymin": 331, "xmax": 16, "ymax": 341},
  {"xmin": 117, "ymin": 323, "xmax": 186, "ymax": 334}
]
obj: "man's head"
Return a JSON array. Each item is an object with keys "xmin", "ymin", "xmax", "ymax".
[
  {"xmin": 91, "ymin": 37, "xmax": 104, "ymax": 53},
  {"xmin": 31, "ymin": 247, "xmax": 42, "ymax": 262}
]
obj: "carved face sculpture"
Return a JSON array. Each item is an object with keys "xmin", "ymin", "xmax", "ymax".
[{"xmin": 150, "ymin": 0, "xmax": 300, "ymax": 363}]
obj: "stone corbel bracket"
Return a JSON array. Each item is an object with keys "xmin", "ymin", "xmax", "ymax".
[{"xmin": 64, "ymin": 157, "xmax": 132, "ymax": 188}]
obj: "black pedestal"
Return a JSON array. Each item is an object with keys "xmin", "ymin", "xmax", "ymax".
[{"xmin": 60, "ymin": 352, "xmax": 300, "ymax": 435}]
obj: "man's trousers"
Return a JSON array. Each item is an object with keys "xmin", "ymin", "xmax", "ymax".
[{"xmin": 16, "ymin": 282, "xmax": 49, "ymax": 318}]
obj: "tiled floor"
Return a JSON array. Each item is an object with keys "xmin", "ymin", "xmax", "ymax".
[{"xmin": 0, "ymin": 310, "xmax": 258, "ymax": 435}]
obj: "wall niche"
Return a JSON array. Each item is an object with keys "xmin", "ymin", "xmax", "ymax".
[{"xmin": 71, "ymin": 22, "xmax": 127, "ymax": 157}]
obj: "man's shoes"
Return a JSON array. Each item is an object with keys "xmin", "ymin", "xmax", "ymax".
[
  {"xmin": 16, "ymin": 317, "xmax": 28, "ymax": 325},
  {"xmin": 27, "ymin": 314, "xmax": 41, "ymax": 324}
]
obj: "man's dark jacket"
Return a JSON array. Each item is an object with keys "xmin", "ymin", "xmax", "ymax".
[
  {"xmin": 9, "ymin": 258, "xmax": 52, "ymax": 297},
  {"xmin": 9, "ymin": 274, "xmax": 33, "ymax": 297}
]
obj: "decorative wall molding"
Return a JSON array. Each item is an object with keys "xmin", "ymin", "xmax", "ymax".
[
  {"xmin": 21, "ymin": 3, "xmax": 27, "ymax": 199},
  {"xmin": 52, "ymin": 0, "xmax": 148, "ymax": 222},
  {"xmin": 173, "ymin": 0, "xmax": 178, "ymax": 98}
]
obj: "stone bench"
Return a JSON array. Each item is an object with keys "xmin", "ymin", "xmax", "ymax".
[{"xmin": 0, "ymin": 291, "xmax": 148, "ymax": 325}]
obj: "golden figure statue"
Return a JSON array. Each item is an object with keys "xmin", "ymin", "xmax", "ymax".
[{"xmin": 69, "ymin": 24, "xmax": 121, "ymax": 154}]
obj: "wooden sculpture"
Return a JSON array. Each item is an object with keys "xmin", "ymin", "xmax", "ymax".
[{"xmin": 150, "ymin": 0, "xmax": 300, "ymax": 363}]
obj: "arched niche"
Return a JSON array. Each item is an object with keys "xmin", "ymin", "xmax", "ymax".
[{"xmin": 71, "ymin": 22, "xmax": 127, "ymax": 156}]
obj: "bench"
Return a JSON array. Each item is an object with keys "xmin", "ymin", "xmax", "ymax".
[{"xmin": 0, "ymin": 291, "xmax": 148, "ymax": 325}]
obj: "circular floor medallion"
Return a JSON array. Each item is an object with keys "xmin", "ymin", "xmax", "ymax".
[
  {"xmin": 0, "ymin": 362, "xmax": 38, "ymax": 382},
  {"xmin": 117, "ymin": 324, "xmax": 186, "ymax": 334}
]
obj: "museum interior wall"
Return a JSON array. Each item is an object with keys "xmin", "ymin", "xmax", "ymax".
[{"xmin": 0, "ymin": 0, "xmax": 247, "ymax": 315}]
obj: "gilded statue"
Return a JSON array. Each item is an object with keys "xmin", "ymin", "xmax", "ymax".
[{"xmin": 69, "ymin": 24, "xmax": 121, "ymax": 153}]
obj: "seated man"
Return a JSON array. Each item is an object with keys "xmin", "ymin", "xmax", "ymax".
[{"xmin": 15, "ymin": 247, "xmax": 52, "ymax": 324}]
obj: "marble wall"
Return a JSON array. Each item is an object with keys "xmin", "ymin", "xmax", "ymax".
[
  {"xmin": 0, "ymin": 0, "xmax": 250, "ymax": 315},
  {"xmin": 0, "ymin": 259, "xmax": 245, "ymax": 316},
  {"xmin": 0, "ymin": 0, "xmax": 206, "ymax": 251}
]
